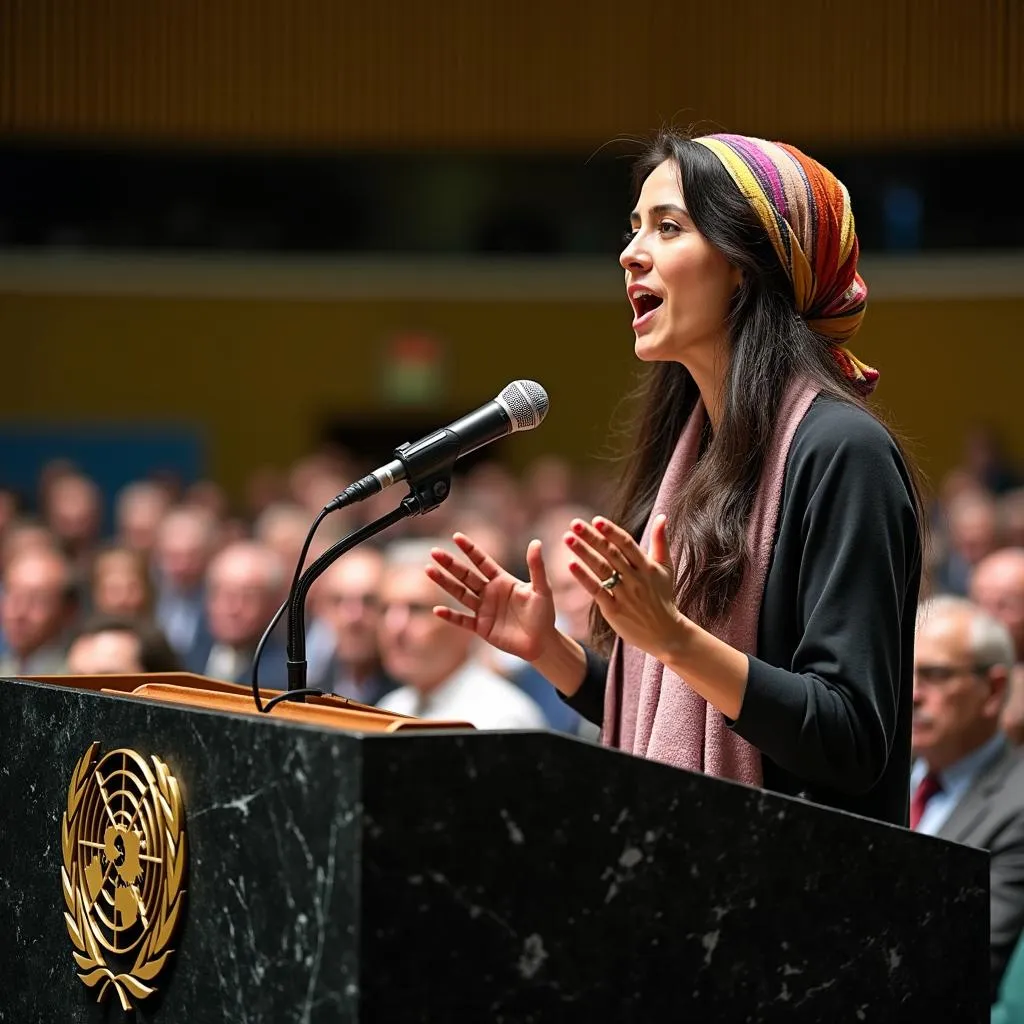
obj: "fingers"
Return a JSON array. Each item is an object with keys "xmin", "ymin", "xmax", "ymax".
[
  {"xmin": 649, "ymin": 514, "xmax": 672, "ymax": 569},
  {"xmin": 563, "ymin": 514, "xmax": 674, "ymax": 602},
  {"xmin": 452, "ymin": 532, "xmax": 503, "ymax": 581},
  {"xmin": 431, "ymin": 538, "xmax": 488, "ymax": 583},
  {"xmin": 425, "ymin": 562, "xmax": 481, "ymax": 611},
  {"xmin": 432, "ymin": 605, "xmax": 479, "ymax": 631},
  {"xmin": 565, "ymin": 517, "xmax": 636, "ymax": 580},
  {"xmin": 590, "ymin": 517, "xmax": 646, "ymax": 564},
  {"xmin": 525, "ymin": 539, "xmax": 552, "ymax": 598},
  {"xmin": 564, "ymin": 528, "xmax": 617, "ymax": 592},
  {"xmin": 566, "ymin": 556, "xmax": 608, "ymax": 598}
]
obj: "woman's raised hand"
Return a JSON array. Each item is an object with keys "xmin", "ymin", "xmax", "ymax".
[{"xmin": 426, "ymin": 533, "xmax": 558, "ymax": 663}]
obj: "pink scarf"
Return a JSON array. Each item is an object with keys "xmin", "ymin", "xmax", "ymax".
[{"xmin": 601, "ymin": 378, "xmax": 820, "ymax": 785}]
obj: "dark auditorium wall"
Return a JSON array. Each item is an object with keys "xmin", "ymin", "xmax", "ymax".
[
  {"xmin": 2, "ymin": 0, "xmax": 1021, "ymax": 147},
  {"xmin": 1, "ymin": 291, "xmax": 1020, "ymax": 499}
]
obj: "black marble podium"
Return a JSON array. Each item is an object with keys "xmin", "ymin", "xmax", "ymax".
[{"xmin": 0, "ymin": 677, "xmax": 989, "ymax": 1022}]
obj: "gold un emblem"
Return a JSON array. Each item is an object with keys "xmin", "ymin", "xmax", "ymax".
[{"xmin": 61, "ymin": 742, "xmax": 187, "ymax": 1011}]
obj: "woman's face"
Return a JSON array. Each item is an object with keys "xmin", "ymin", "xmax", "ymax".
[{"xmin": 619, "ymin": 159, "xmax": 740, "ymax": 370}]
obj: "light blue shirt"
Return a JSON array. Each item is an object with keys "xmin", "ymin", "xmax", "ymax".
[
  {"xmin": 156, "ymin": 589, "xmax": 204, "ymax": 656},
  {"xmin": 911, "ymin": 732, "xmax": 1007, "ymax": 836}
]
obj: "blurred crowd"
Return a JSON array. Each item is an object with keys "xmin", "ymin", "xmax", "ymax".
[
  {"xmin": 0, "ymin": 444, "xmax": 614, "ymax": 739},
  {"xmin": 921, "ymin": 425, "xmax": 1024, "ymax": 744},
  {"xmin": 4, "ymin": 424, "xmax": 1024, "ymax": 737}
]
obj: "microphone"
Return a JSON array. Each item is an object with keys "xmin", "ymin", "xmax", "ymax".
[{"xmin": 327, "ymin": 380, "xmax": 549, "ymax": 511}]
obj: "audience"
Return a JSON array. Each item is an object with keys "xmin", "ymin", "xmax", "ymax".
[
  {"xmin": 313, "ymin": 546, "xmax": 396, "ymax": 705},
  {"xmin": 115, "ymin": 480, "xmax": 172, "ymax": 556},
  {"xmin": 374, "ymin": 539, "xmax": 546, "ymax": 730},
  {"xmin": 197, "ymin": 540, "xmax": 288, "ymax": 687},
  {"xmin": 911, "ymin": 596, "xmax": 1024, "ymax": 997},
  {"xmin": 932, "ymin": 491, "xmax": 1002, "ymax": 596},
  {"xmin": 66, "ymin": 614, "xmax": 182, "ymax": 674},
  {"xmin": 254, "ymin": 502, "xmax": 314, "ymax": 573},
  {"xmin": 970, "ymin": 548, "xmax": 1024, "ymax": 744},
  {"xmin": 0, "ymin": 546, "xmax": 77, "ymax": 675},
  {"xmin": 1, "ymin": 518, "xmax": 60, "ymax": 572},
  {"xmin": 43, "ymin": 472, "xmax": 104, "ymax": 573},
  {"xmin": 153, "ymin": 505, "xmax": 218, "ymax": 663},
  {"xmin": 999, "ymin": 489, "xmax": 1024, "ymax": 549},
  {"xmin": 90, "ymin": 545, "xmax": 155, "ymax": 619}
]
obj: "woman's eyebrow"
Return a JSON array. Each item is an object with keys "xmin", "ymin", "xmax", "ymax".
[{"xmin": 629, "ymin": 203, "xmax": 690, "ymax": 223}]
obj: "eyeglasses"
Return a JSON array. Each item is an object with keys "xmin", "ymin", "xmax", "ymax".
[
  {"xmin": 913, "ymin": 663, "xmax": 994, "ymax": 685},
  {"xmin": 379, "ymin": 601, "xmax": 436, "ymax": 619},
  {"xmin": 322, "ymin": 592, "xmax": 380, "ymax": 610}
]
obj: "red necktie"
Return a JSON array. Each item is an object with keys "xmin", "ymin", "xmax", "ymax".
[{"xmin": 909, "ymin": 772, "xmax": 943, "ymax": 830}]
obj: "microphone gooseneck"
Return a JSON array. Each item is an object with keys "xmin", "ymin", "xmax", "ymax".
[{"xmin": 250, "ymin": 380, "xmax": 550, "ymax": 706}]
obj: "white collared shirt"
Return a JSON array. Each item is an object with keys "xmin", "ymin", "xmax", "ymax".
[{"xmin": 376, "ymin": 659, "xmax": 547, "ymax": 731}]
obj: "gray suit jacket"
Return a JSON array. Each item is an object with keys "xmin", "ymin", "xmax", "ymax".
[{"xmin": 936, "ymin": 741, "xmax": 1024, "ymax": 997}]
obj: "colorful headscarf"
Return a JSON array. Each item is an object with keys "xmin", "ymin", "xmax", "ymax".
[{"xmin": 694, "ymin": 133, "xmax": 878, "ymax": 395}]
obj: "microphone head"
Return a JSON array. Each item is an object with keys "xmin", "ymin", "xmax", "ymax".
[{"xmin": 498, "ymin": 380, "xmax": 549, "ymax": 432}]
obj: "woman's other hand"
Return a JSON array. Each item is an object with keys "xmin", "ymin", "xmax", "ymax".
[
  {"xmin": 565, "ymin": 514, "xmax": 686, "ymax": 661},
  {"xmin": 426, "ymin": 532, "xmax": 558, "ymax": 663}
]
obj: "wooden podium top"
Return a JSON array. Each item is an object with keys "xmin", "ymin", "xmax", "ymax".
[{"xmin": 17, "ymin": 671, "xmax": 474, "ymax": 733}]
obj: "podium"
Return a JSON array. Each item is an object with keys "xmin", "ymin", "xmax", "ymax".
[{"xmin": 0, "ymin": 674, "xmax": 989, "ymax": 1021}]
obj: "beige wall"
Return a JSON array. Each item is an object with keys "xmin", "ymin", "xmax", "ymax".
[
  {"xmin": 2, "ymin": 0, "xmax": 1021, "ymax": 147},
  {"xmin": 1, "ymin": 280, "xmax": 1020, "ymax": 499}
]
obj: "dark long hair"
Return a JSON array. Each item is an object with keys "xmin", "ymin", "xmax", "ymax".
[{"xmin": 592, "ymin": 133, "xmax": 926, "ymax": 650}]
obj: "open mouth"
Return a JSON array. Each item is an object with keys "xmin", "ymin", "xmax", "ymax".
[
  {"xmin": 631, "ymin": 291, "xmax": 664, "ymax": 329},
  {"xmin": 633, "ymin": 293, "xmax": 663, "ymax": 317}
]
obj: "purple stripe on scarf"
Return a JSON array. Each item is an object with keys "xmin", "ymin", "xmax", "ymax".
[
  {"xmin": 707, "ymin": 134, "xmax": 795, "ymax": 267},
  {"xmin": 713, "ymin": 135, "xmax": 791, "ymax": 219}
]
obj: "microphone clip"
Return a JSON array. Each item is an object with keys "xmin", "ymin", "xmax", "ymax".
[{"xmin": 396, "ymin": 439, "xmax": 454, "ymax": 516}]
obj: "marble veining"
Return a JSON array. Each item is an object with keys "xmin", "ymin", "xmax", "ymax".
[
  {"xmin": 0, "ymin": 680, "xmax": 991, "ymax": 1022},
  {"xmin": 0, "ymin": 680, "xmax": 360, "ymax": 1024}
]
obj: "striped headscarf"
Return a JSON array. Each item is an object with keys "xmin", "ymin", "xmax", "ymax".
[{"xmin": 694, "ymin": 134, "xmax": 878, "ymax": 395}]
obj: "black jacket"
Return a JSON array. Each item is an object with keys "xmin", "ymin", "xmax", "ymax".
[{"xmin": 566, "ymin": 397, "xmax": 922, "ymax": 826}]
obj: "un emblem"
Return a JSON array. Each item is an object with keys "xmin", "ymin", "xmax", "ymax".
[{"xmin": 61, "ymin": 742, "xmax": 187, "ymax": 1011}]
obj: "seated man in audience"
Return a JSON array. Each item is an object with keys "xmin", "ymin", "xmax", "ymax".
[
  {"xmin": 911, "ymin": 595, "xmax": 1024, "ymax": 998},
  {"xmin": 44, "ymin": 472, "xmax": 104, "ymax": 575},
  {"xmin": 375, "ymin": 539, "xmax": 546, "ymax": 731},
  {"xmin": 0, "ymin": 546, "xmax": 77, "ymax": 676},
  {"xmin": 314, "ymin": 546, "xmax": 396, "ymax": 706},
  {"xmin": 932, "ymin": 491, "xmax": 1002, "ymax": 596},
  {"xmin": 66, "ymin": 615, "xmax": 182, "ymax": 674},
  {"xmin": 154, "ymin": 505, "xmax": 218, "ymax": 664},
  {"xmin": 114, "ymin": 480, "xmax": 171, "ymax": 557},
  {"xmin": 90, "ymin": 544, "xmax": 156, "ymax": 620},
  {"xmin": 194, "ymin": 541, "xmax": 289, "ymax": 688},
  {"xmin": 970, "ymin": 547, "xmax": 1024, "ymax": 744}
]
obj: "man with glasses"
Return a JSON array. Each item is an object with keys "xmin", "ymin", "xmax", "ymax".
[
  {"xmin": 315, "ymin": 546, "xmax": 396, "ymax": 706},
  {"xmin": 912, "ymin": 595, "xmax": 1024, "ymax": 998}
]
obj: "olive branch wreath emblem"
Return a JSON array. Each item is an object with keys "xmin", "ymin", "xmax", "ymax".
[{"xmin": 60, "ymin": 742, "xmax": 187, "ymax": 1012}]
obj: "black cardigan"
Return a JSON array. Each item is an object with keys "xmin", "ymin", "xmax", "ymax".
[{"xmin": 565, "ymin": 396, "xmax": 922, "ymax": 826}]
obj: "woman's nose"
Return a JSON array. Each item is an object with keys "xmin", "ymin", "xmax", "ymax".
[{"xmin": 619, "ymin": 234, "xmax": 651, "ymax": 272}]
